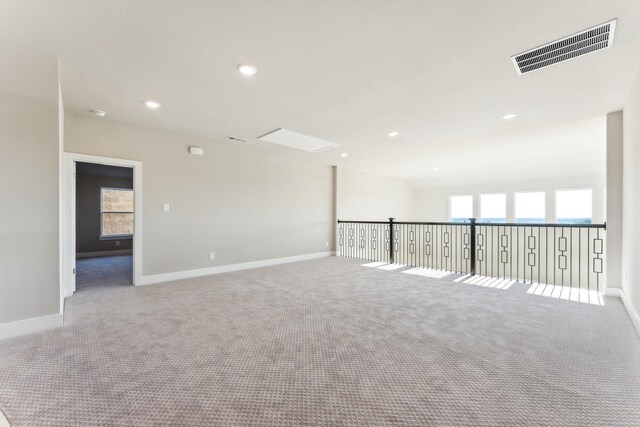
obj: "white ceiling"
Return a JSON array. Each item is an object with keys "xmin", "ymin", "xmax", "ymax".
[{"xmin": 1, "ymin": 0, "xmax": 638, "ymax": 186}]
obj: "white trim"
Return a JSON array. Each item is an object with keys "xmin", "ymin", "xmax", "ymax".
[
  {"xmin": 621, "ymin": 289, "xmax": 640, "ymax": 338},
  {"xmin": 58, "ymin": 77, "xmax": 65, "ymax": 317},
  {"xmin": 61, "ymin": 156, "xmax": 75, "ymax": 297},
  {"xmin": 0, "ymin": 313, "xmax": 63, "ymax": 341},
  {"xmin": 0, "ymin": 407, "xmax": 9, "ymax": 427},
  {"xmin": 140, "ymin": 251, "xmax": 335, "ymax": 286},
  {"xmin": 63, "ymin": 153, "xmax": 143, "ymax": 297},
  {"xmin": 76, "ymin": 250, "xmax": 133, "ymax": 259}
]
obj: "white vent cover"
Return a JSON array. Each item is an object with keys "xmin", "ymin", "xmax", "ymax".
[
  {"xmin": 511, "ymin": 19, "xmax": 616, "ymax": 75},
  {"xmin": 226, "ymin": 136, "xmax": 249, "ymax": 143},
  {"xmin": 258, "ymin": 128, "xmax": 339, "ymax": 153}
]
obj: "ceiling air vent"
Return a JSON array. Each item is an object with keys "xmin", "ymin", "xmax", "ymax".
[
  {"xmin": 511, "ymin": 19, "xmax": 616, "ymax": 75},
  {"xmin": 226, "ymin": 136, "xmax": 249, "ymax": 143}
]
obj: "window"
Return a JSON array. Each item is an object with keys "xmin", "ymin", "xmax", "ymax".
[
  {"xmin": 449, "ymin": 195, "xmax": 473, "ymax": 222},
  {"xmin": 555, "ymin": 189, "xmax": 592, "ymax": 224},
  {"xmin": 101, "ymin": 188, "xmax": 134, "ymax": 237},
  {"xmin": 480, "ymin": 193, "xmax": 506, "ymax": 223},
  {"xmin": 514, "ymin": 191, "xmax": 545, "ymax": 223}
]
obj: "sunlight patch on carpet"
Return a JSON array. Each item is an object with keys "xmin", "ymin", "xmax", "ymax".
[
  {"xmin": 377, "ymin": 263, "xmax": 407, "ymax": 271},
  {"xmin": 401, "ymin": 268, "xmax": 452, "ymax": 279},
  {"xmin": 527, "ymin": 283, "xmax": 604, "ymax": 306},
  {"xmin": 454, "ymin": 274, "xmax": 516, "ymax": 290},
  {"xmin": 361, "ymin": 261, "xmax": 388, "ymax": 268}
]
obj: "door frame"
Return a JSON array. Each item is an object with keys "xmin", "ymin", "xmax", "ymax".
[{"xmin": 62, "ymin": 152, "xmax": 143, "ymax": 299}]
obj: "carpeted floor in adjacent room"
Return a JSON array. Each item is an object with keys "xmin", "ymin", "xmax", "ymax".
[{"xmin": 0, "ymin": 256, "xmax": 639, "ymax": 426}]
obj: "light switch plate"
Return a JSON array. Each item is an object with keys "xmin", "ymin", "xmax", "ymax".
[{"xmin": 163, "ymin": 203, "xmax": 170, "ymax": 212}]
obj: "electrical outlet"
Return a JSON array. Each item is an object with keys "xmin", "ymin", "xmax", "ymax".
[
  {"xmin": 325, "ymin": 241, "xmax": 329, "ymax": 248},
  {"xmin": 209, "ymin": 252, "xmax": 215, "ymax": 261},
  {"xmin": 115, "ymin": 241, "xmax": 120, "ymax": 246}
]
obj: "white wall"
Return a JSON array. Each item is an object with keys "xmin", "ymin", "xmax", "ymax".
[
  {"xmin": 413, "ymin": 175, "xmax": 605, "ymax": 223},
  {"xmin": 336, "ymin": 168, "xmax": 413, "ymax": 221},
  {"xmin": 64, "ymin": 113, "xmax": 334, "ymax": 277},
  {"xmin": 622, "ymin": 68, "xmax": 640, "ymax": 321},
  {"xmin": 0, "ymin": 39, "xmax": 61, "ymax": 330},
  {"xmin": 0, "ymin": 91, "xmax": 60, "ymax": 324},
  {"xmin": 606, "ymin": 111, "xmax": 623, "ymax": 289}
]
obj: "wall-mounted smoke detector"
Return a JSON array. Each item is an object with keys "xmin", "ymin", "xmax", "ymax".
[
  {"xmin": 511, "ymin": 19, "xmax": 616, "ymax": 75},
  {"xmin": 189, "ymin": 146, "xmax": 204, "ymax": 155},
  {"xmin": 258, "ymin": 128, "xmax": 339, "ymax": 153},
  {"xmin": 226, "ymin": 136, "xmax": 249, "ymax": 143}
]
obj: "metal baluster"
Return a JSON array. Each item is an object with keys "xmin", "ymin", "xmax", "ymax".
[
  {"xmin": 579, "ymin": 227, "xmax": 581, "ymax": 291},
  {"xmin": 553, "ymin": 227, "xmax": 556, "ymax": 286},
  {"xmin": 388, "ymin": 218, "xmax": 394, "ymax": 264},
  {"xmin": 570, "ymin": 227, "xmax": 573, "ymax": 289},
  {"xmin": 470, "ymin": 219, "xmax": 477, "ymax": 275},
  {"xmin": 545, "ymin": 227, "xmax": 548, "ymax": 285},
  {"xmin": 587, "ymin": 228, "xmax": 590, "ymax": 292},
  {"xmin": 489, "ymin": 227, "xmax": 496, "ymax": 276},
  {"xmin": 596, "ymin": 227, "xmax": 601, "ymax": 292},
  {"xmin": 537, "ymin": 226, "xmax": 540, "ymax": 285},
  {"xmin": 516, "ymin": 226, "xmax": 519, "ymax": 282},
  {"xmin": 561, "ymin": 227, "xmax": 565, "ymax": 287}
]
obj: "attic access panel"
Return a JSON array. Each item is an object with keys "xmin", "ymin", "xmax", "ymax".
[{"xmin": 258, "ymin": 128, "xmax": 339, "ymax": 153}]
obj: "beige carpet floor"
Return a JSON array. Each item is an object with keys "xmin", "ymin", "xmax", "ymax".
[{"xmin": 0, "ymin": 256, "xmax": 639, "ymax": 426}]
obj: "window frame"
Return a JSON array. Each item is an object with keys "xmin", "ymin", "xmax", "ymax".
[
  {"xmin": 513, "ymin": 190, "xmax": 546, "ymax": 224},
  {"xmin": 100, "ymin": 186, "xmax": 134, "ymax": 239},
  {"xmin": 554, "ymin": 187, "xmax": 593, "ymax": 224},
  {"xmin": 448, "ymin": 194, "xmax": 474, "ymax": 222},
  {"xmin": 479, "ymin": 192, "xmax": 507, "ymax": 223}
]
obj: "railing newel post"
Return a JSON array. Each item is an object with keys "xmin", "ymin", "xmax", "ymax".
[{"xmin": 469, "ymin": 218, "xmax": 477, "ymax": 276}]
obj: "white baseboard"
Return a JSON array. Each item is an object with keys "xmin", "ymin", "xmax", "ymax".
[
  {"xmin": 0, "ymin": 407, "xmax": 9, "ymax": 427},
  {"xmin": 620, "ymin": 289, "xmax": 640, "ymax": 338},
  {"xmin": 605, "ymin": 287, "xmax": 640, "ymax": 338},
  {"xmin": 139, "ymin": 251, "xmax": 335, "ymax": 286},
  {"xmin": 0, "ymin": 313, "xmax": 63, "ymax": 341},
  {"xmin": 76, "ymin": 249, "xmax": 133, "ymax": 259}
]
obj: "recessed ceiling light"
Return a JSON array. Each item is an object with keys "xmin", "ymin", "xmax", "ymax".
[
  {"xmin": 388, "ymin": 131, "xmax": 399, "ymax": 137},
  {"xmin": 501, "ymin": 113, "xmax": 517, "ymax": 120},
  {"xmin": 89, "ymin": 109, "xmax": 106, "ymax": 117},
  {"xmin": 341, "ymin": 153, "xmax": 349, "ymax": 157},
  {"xmin": 145, "ymin": 100, "xmax": 161, "ymax": 109},
  {"xmin": 237, "ymin": 64, "xmax": 258, "ymax": 76},
  {"xmin": 433, "ymin": 167, "xmax": 439, "ymax": 171}
]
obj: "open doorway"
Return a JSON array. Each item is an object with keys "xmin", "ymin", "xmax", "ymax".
[
  {"xmin": 62, "ymin": 153, "xmax": 142, "ymax": 300},
  {"xmin": 75, "ymin": 162, "xmax": 133, "ymax": 291}
]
